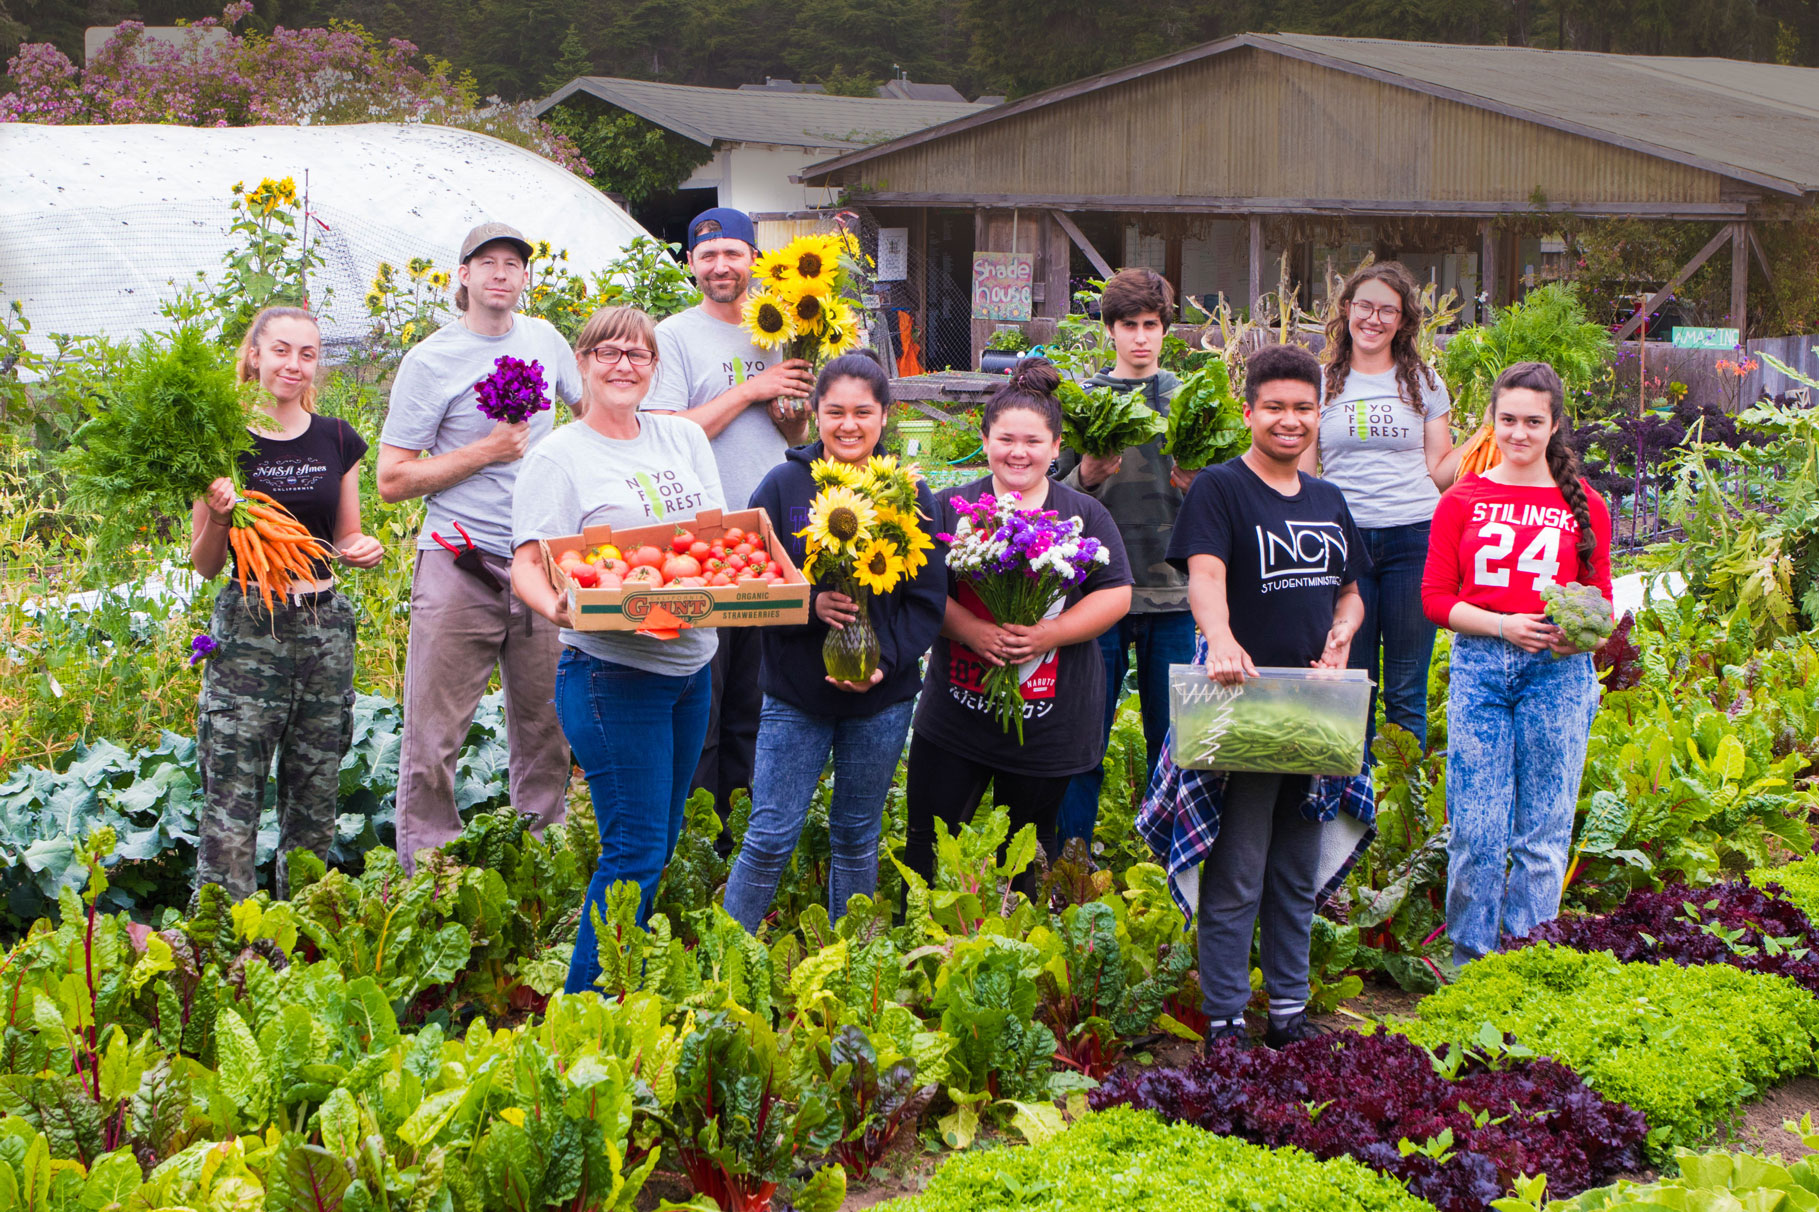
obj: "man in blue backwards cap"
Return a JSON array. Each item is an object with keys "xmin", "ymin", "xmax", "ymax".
[{"xmin": 643, "ymin": 208, "xmax": 816, "ymax": 827}]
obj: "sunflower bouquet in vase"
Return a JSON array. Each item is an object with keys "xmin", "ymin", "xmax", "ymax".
[
  {"xmin": 741, "ymin": 231, "xmax": 866, "ymax": 377},
  {"xmin": 796, "ymin": 455, "xmax": 935, "ymax": 682},
  {"xmin": 941, "ymin": 493, "xmax": 1111, "ymax": 742}
]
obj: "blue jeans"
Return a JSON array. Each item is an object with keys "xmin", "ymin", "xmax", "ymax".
[
  {"xmin": 722, "ymin": 696, "xmax": 915, "ymax": 932},
  {"xmin": 558, "ymin": 648, "xmax": 712, "ymax": 995},
  {"xmin": 1444, "ymin": 634, "xmax": 1598, "ymax": 966},
  {"xmin": 1057, "ymin": 610, "xmax": 1198, "ymax": 846},
  {"xmin": 1351, "ymin": 522, "xmax": 1438, "ymax": 752}
]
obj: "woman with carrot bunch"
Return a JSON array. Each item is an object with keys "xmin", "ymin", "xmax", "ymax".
[{"xmin": 188, "ymin": 306, "xmax": 385, "ymax": 903}]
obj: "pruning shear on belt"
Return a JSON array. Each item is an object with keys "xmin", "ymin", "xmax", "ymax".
[{"xmin": 431, "ymin": 522, "xmax": 503, "ymax": 591}]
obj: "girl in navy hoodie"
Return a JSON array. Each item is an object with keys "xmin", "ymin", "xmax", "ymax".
[{"xmin": 721, "ymin": 352, "xmax": 947, "ymax": 931}]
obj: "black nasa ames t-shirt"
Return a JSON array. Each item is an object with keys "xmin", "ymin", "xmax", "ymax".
[
  {"xmin": 235, "ymin": 414, "xmax": 367, "ymax": 580},
  {"xmin": 1166, "ymin": 457, "xmax": 1367, "ymax": 668}
]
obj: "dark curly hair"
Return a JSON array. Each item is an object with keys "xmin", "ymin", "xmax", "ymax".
[
  {"xmin": 1491, "ymin": 361, "xmax": 1596, "ymax": 571},
  {"xmin": 1323, "ymin": 260, "xmax": 1441, "ymax": 415}
]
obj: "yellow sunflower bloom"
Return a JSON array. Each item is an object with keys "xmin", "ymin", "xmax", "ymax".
[
  {"xmin": 854, "ymin": 538, "xmax": 906, "ymax": 595},
  {"xmin": 797, "ymin": 485, "xmax": 877, "ymax": 555},
  {"xmin": 896, "ymin": 523, "xmax": 936, "ymax": 575},
  {"xmin": 780, "ymin": 280, "xmax": 829, "ymax": 334},
  {"xmin": 811, "ymin": 459, "xmax": 865, "ymax": 490},
  {"xmin": 741, "ymin": 291, "xmax": 796, "ymax": 350},
  {"xmin": 818, "ymin": 300, "xmax": 861, "ymax": 359},
  {"xmin": 784, "ymin": 233, "xmax": 843, "ymax": 286},
  {"xmin": 753, "ymin": 250, "xmax": 796, "ymax": 288}
]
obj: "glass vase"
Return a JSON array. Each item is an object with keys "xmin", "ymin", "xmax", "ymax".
[{"xmin": 822, "ymin": 580, "xmax": 880, "ymax": 683}]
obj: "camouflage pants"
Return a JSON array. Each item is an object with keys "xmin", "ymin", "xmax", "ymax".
[{"xmin": 195, "ymin": 585, "xmax": 356, "ymax": 903}]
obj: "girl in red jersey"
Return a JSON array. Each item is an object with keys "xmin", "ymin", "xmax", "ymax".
[{"xmin": 1421, "ymin": 361, "xmax": 1613, "ymax": 967}]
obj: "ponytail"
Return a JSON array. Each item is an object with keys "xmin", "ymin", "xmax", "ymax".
[{"xmin": 1490, "ymin": 361, "xmax": 1594, "ymax": 571}]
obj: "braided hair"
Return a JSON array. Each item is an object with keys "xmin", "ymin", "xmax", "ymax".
[
  {"xmin": 1323, "ymin": 261, "xmax": 1441, "ymax": 415},
  {"xmin": 1491, "ymin": 361, "xmax": 1595, "ymax": 572}
]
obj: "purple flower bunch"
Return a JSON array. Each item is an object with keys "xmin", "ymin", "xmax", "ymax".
[
  {"xmin": 941, "ymin": 491, "xmax": 1111, "ymax": 741},
  {"xmin": 189, "ymin": 634, "xmax": 219, "ymax": 667},
  {"xmin": 474, "ymin": 356, "xmax": 550, "ymax": 425}
]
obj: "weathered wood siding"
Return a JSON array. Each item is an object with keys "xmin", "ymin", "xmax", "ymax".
[{"xmin": 833, "ymin": 47, "xmax": 1723, "ymax": 206}]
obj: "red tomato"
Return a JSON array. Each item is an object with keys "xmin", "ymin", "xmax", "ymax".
[
  {"xmin": 598, "ymin": 557, "xmax": 630, "ymax": 577},
  {"xmin": 703, "ymin": 557, "xmax": 727, "ymax": 574},
  {"xmin": 737, "ymin": 568, "xmax": 766, "ymax": 582},
  {"xmin": 707, "ymin": 572, "xmax": 733, "ymax": 587},
  {"xmin": 568, "ymin": 563, "xmax": 599, "ymax": 588},
  {"xmin": 670, "ymin": 529, "xmax": 696, "ymax": 554},
  {"xmin": 723, "ymin": 527, "xmax": 745, "ymax": 544},
  {"xmin": 746, "ymin": 549, "xmax": 770, "ymax": 568},
  {"xmin": 628, "ymin": 545, "xmax": 665, "ymax": 570},
  {"xmin": 623, "ymin": 565, "xmax": 663, "ymax": 586},
  {"xmin": 688, "ymin": 541, "xmax": 711, "ymax": 560},
  {"xmin": 724, "ymin": 554, "xmax": 747, "ymax": 572},
  {"xmin": 732, "ymin": 542, "xmax": 754, "ymax": 557},
  {"xmin": 677, "ymin": 576, "xmax": 708, "ymax": 587},
  {"xmin": 597, "ymin": 571, "xmax": 624, "ymax": 590},
  {"xmin": 662, "ymin": 554, "xmax": 701, "ymax": 581},
  {"xmin": 555, "ymin": 549, "xmax": 584, "ymax": 566}
]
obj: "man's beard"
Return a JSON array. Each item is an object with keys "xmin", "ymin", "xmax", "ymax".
[{"xmin": 701, "ymin": 276, "xmax": 745, "ymax": 304}]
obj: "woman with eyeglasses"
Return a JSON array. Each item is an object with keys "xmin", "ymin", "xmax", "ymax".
[
  {"xmin": 1305, "ymin": 262, "xmax": 1462, "ymax": 754},
  {"xmin": 510, "ymin": 305, "xmax": 725, "ymax": 995}
]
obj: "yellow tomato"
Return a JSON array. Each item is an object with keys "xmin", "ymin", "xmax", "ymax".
[{"xmin": 591, "ymin": 543, "xmax": 622, "ymax": 564}]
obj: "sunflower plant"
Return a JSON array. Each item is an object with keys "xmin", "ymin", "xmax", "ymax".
[{"xmin": 741, "ymin": 231, "xmax": 866, "ymax": 366}]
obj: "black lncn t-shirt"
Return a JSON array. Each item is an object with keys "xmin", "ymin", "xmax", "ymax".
[
  {"xmin": 912, "ymin": 476, "xmax": 1134, "ymax": 778},
  {"xmin": 1167, "ymin": 458, "xmax": 1367, "ymax": 668},
  {"xmin": 236, "ymin": 414, "xmax": 369, "ymax": 580}
]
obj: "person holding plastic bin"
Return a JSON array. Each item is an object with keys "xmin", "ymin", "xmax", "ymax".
[
  {"xmin": 1151, "ymin": 342, "xmax": 1367, "ymax": 1050},
  {"xmin": 1421, "ymin": 361, "xmax": 1612, "ymax": 969}
]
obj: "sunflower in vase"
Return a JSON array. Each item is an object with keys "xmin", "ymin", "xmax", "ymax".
[
  {"xmin": 742, "ymin": 231, "xmax": 866, "ymax": 367},
  {"xmin": 796, "ymin": 456, "xmax": 933, "ymax": 682}
]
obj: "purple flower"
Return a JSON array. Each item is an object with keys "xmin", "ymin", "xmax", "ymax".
[
  {"xmin": 189, "ymin": 634, "xmax": 219, "ymax": 666},
  {"xmin": 474, "ymin": 356, "xmax": 550, "ymax": 424}
]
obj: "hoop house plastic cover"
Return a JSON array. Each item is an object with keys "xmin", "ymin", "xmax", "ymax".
[{"xmin": 0, "ymin": 122, "xmax": 650, "ymax": 356}]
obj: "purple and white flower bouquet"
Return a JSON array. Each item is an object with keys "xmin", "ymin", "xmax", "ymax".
[
  {"xmin": 941, "ymin": 491, "xmax": 1109, "ymax": 741},
  {"xmin": 474, "ymin": 355, "xmax": 550, "ymax": 424}
]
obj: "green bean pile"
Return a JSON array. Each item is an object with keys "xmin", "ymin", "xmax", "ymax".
[{"xmin": 1174, "ymin": 698, "xmax": 1367, "ymax": 775}]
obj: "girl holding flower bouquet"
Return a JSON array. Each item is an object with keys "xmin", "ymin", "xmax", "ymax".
[
  {"xmin": 905, "ymin": 360, "xmax": 1132, "ymax": 890},
  {"xmin": 721, "ymin": 352, "xmax": 948, "ymax": 931}
]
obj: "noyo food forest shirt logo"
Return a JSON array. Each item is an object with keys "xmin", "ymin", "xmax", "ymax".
[{"xmin": 1255, "ymin": 520, "xmax": 1347, "ymax": 594}]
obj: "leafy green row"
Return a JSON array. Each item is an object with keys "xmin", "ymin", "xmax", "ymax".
[
  {"xmin": 1752, "ymin": 856, "xmax": 1819, "ymax": 924},
  {"xmin": 873, "ymin": 1106, "xmax": 1440, "ymax": 1212},
  {"xmin": 1400, "ymin": 943, "xmax": 1819, "ymax": 1156}
]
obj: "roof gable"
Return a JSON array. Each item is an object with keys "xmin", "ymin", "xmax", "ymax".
[{"xmin": 538, "ymin": 76, "xmax": 990, "ymax": 152}]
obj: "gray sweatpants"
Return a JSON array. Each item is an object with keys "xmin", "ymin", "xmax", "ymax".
[{"xmin": 1196, "ymin": 772, "xmax": 1322, "ymax": 1019}]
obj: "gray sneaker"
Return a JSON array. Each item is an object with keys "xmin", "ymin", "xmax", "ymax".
[{"xmin": 1202, "ymin": 1022, "xmax": 1254, "ymax": 1052}]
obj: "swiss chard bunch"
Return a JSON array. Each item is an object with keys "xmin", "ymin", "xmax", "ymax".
[
  {"xmin": 1057, "ymin": 380, "xmax": 1166, "ymax": 457},
  {"xmin": 1164, "ymin": 355, "xmax": 1250, "ymax": 470},
  {"xmin": 1517, "ymin": 880, "xmax": 1819, "ymax": 996},
  {"xmin": 474, "ymin": 355, "xmax": 551, "ymax": 424},
  {"xmin": 1090, "ymin": 1029, "xmax": 1648, "ymax": 1211},
  {"xmin": 1029, "ymin": 899, "xmax": 1195, "ymax": 1079}
]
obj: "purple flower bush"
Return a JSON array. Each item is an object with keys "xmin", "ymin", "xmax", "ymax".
[
  {"xmin": 1090, "ymin": 1031, "xmax": 1648, "ymax": 1212},
  {"xmin": 0, "ymin": 4, "xmax": 589, "ymax": 174},
  {"xmin": 1517, "ymin": 880, "xmax": 1819, "ymax": 995},
  {"xmin": 474, "ymin": 356, "xmax": 550, "ymax": 424}
]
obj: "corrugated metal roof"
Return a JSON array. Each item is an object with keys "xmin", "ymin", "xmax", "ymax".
[
  {"xmin": 803, "ymin": 33, "xmax": 1819, "ymax": 195},
  {"xmin": 536, "ymin": 76, "xmax": 990, "ymax": 151}
]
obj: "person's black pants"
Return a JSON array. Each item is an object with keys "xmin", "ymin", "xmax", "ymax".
[
  {"xmin": 691, "ymin": 626, "xmax": 763, "ymax": 842},
  {"xmin": 903, "ymin": 731, "xmax": 1072, "ymax": 893}
]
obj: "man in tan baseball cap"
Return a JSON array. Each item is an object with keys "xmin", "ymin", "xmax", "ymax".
[{"xmin": 377, "ymin": 221, "xmax": 582, "ymax": 871}]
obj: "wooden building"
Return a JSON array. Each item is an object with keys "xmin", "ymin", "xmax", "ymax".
[{"xmin": 798, "ymin": 34, "xmax": 1819, "ymax": 366}]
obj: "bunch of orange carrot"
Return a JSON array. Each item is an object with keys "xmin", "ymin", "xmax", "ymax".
[
  {"xmin": 1456, "ymin": 425, "xmax": 1503, "ymax": 477},
  {"xmin": 225, "ymin": 489, "xmax": 331, "ymax": 611}
]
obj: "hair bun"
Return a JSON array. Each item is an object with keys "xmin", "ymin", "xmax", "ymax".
[{"xmin": 1008, "ymin": 356, "xmax": 1061, "ymax": 396}]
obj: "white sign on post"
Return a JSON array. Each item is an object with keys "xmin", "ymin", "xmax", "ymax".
[{"xmin": 876, "ymin": 227, "xmax": 909, "ymax": 281}]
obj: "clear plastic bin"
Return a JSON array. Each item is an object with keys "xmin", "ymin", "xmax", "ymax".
[{"xmin": 1168, "ymin": 665, "xmax": 1373, "ymax": 775}]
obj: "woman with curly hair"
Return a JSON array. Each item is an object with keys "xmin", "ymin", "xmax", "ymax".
[{"xmin": 1308, "ymin": 261, "xmax": 1462, "ymax": 751}]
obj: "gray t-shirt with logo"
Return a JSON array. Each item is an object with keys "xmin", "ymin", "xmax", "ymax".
[
  {"xmin": 512, "ymin": 415, "xmax": 724, "ymax": 677},
  {"xmin": 641, "ymin": 306, "xmax": 784, "ymax": 514},
  {"xmin": 1317, "ymin": 366, "xmax": 1451, "ymax": 530},
  {"xmin": 381, "ymin": 314, "xmax": 582, "ymax": 558}
]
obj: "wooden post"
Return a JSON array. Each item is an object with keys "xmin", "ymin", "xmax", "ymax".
[
  {"xmin": 1479, "ymin": 221, "xmax": 1497, "ymax": 317},
  {"xmin": 971, "ymin": 208, "xmax": 990, "ymax": 370},
  {"xmin": 1248, "ymin": 215, "xmax": 1263, "ymax": 314},
  {"xmin": 915, "ymin": 207, "xmax": 929, "ymax": 360},
  {"xmin": 1731, "ymin": 221, "xmax": 1749, "ymax": 338},
  {"xmin": 1165, "ymin": 232, "xmax": 1184, "ymax": 305},
  {"xmin": 1040, "ymin": 210, "xmax": 1069, "ymax": 323},
  {"xmin": 1053, "ymin": 210, "xmax": 1114, "ymax": 278}
]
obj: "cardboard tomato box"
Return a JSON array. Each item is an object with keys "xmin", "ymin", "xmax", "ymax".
[{"xmin": 538, "ymin": 507, "xmax": 809, "ymax": 631}]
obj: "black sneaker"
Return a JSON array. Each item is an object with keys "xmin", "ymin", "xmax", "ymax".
[
  {"xmin": 1202, "ymin": 1022, "xmax": 1254, "ymax": 1052},
  {"xmin": 1265, "ymin": 1013, "xmax": 1338, "ymax": 1048}
]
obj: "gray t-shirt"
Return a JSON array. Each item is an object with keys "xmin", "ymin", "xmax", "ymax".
[
  {"xmin": 1317, "ymin": 366, "xmax": 1451, "ymax": 530},
  {"xmin": 641, "ymin": 306, "xmax": 785, "ymax": 513},
  {"xmin": 380, "ymin": 314, "xmax": 582, "ymax": 557},
  {"xmin": 511, "ymin": 414, "xmax": 724, "ymax": 677}
]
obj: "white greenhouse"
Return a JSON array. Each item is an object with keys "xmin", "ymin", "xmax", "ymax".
[{"xmin": 0, "ymin": 122, "xmax": 651, "ymax": 355}]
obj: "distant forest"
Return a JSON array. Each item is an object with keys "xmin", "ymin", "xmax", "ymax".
[{"xmin": 6, "ymin": 0, "xmax": 1819, "ymax": 102}]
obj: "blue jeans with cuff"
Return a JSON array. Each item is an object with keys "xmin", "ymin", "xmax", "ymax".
[
  {"xmin": 1057, "ymin": 609, "xmax": 1198, "ymax": 846},
  {"xmin": 1351, "ymin": 521, "xmax": 1438, "ymax": 753},
  {"xmin": 559, "ymin": 647, "xmax": 712, "ymax": 995},
  {"xmin": 1444, "ymin": 634, "xmax": 1599, "ymax": 966},
  {"xmin": 722, "ymin": 695, "xmax": 915, "ymax": 932}
]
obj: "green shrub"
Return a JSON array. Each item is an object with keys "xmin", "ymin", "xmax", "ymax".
[
  {"xmin": 1401, "ymin": 944, "xmax": 1819, "ymax": 1155},
  {"xmin": 1751, "ymin": 857, "xmax": 1819, "ymax": 924},
  {"xmin": 874, "ymin": 1106, "xmax": 1438, "ymax": 1212}
]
